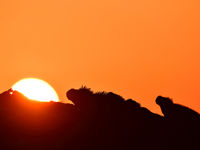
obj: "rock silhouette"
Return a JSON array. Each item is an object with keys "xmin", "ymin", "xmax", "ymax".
[{"xmin": 0, "ymin": 87, "xmax": 199, "ymax": 150}]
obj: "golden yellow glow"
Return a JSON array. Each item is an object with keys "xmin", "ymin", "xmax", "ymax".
[{"xmin": 12, "ymin": 78, "xmax": 59, "ymax": 102}]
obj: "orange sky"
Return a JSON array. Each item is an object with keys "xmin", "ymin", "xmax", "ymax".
[{"xmin": 0, "ymin": 0, "xmax": 200, "ymax": 114}]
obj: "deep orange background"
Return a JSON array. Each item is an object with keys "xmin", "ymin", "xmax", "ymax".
[{"xmin": 0, "ymin": 0, "xmax": 200, "ymax": 114}]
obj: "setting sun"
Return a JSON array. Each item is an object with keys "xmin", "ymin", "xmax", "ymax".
[{"xmin": 12, "ymin": 78, "xmax": 59, "ymax": 102}]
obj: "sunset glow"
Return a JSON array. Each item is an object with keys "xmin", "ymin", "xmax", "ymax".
[
  {"xmin": 0, "ymin": 0, "xmax": 200, "ymax": 113},
  {"xmin": 12, "ymin": 78, "xmax": 59, "ymax": 102}
]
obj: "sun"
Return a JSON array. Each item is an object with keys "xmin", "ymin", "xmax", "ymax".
[{"xmin": 12, "ymin": 78, "xmax": 59, "ymax": 102}]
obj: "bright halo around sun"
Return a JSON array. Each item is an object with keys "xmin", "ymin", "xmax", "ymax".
[{"xmin": 12, "ymin": 78, "xmax": 59, "ymax": 102}]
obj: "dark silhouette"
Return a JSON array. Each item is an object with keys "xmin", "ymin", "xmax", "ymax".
[
  {"xmin": 0, "ymin": 87, "xmax": 199, "ymax": 150},
  {"xmin": 156, "ymin": 96, "xmax": 200, "ymax": 149}
]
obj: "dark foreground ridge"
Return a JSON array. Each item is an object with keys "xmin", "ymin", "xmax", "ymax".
[{"xmin": 0, "ymin": 87, "xmax": 199, "ymax": 150}]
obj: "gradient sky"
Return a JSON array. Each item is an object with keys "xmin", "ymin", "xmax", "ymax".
[{"xmin": 0, "ymin": 0, "xmax": 200, "ymax": 114}]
